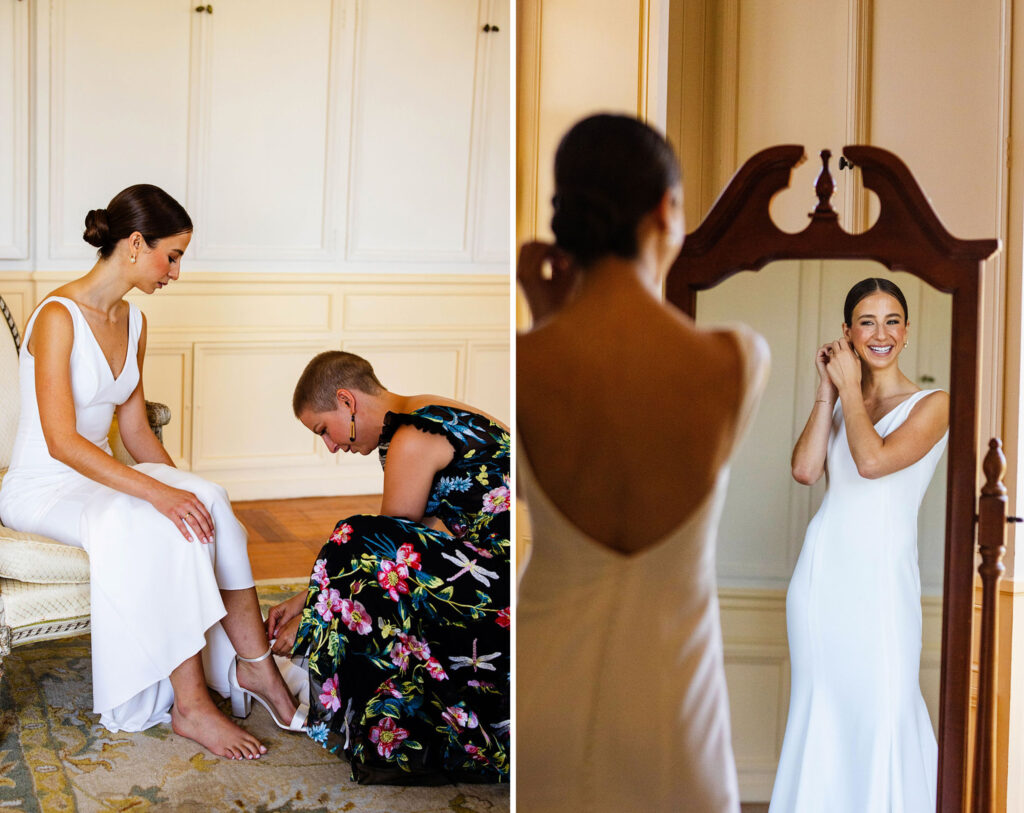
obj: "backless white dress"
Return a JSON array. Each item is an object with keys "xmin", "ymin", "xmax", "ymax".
[
  {"xmin": 0, "ymin": 296, "xmax": 254, "ymax": 732},
  {"xmin": 769, "ymin": 390, "xmax": 947, "ymax": 812},
  {"xmin": 517, "ymin": 325, "xmax": 769, "ymax": 813}
]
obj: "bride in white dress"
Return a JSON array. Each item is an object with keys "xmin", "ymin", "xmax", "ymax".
[
  {"xmin": 517, "ymin": 114, "xmax": 769, "ymax": 812},
  {"xmin": 769, "ymin": 278, "xmax": 949, "ymax": 812},
  {"xmin": 0, "ymin": 184, "xmax": 304, "ymax": 759}
]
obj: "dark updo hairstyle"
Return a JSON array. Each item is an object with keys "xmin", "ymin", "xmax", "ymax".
[
  {"xmin": 551, "ymin": 113, "xmax": 681, "ymax": 267},
  {"xmin": 843, "ymin": 277, "xmax": 909, "ymax": 326},
  {"xmin": 83, "ymin": 184, "xmax": 192, "ymax": 260}
]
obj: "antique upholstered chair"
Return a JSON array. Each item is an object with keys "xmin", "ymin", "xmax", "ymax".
[{"xmin": 0, "ymin": 296, "xmax": 170, "ymax": 662}]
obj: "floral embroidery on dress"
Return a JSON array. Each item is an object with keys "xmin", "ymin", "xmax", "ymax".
[{"xmin": 293, "ymin": 405, "xmax": 510, "ymax": 783}]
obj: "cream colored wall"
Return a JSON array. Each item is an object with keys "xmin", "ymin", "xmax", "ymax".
[
  {"xmin": 1, "ymin": 1, "xmax": 510, "ymax": 501},
  {"xmin": 669, "ymin": 0, "xmax": 1014, "ymax": 805},
  {"xmin": 518, "ymin": 0, "xmax": 1018, "ymax": 806},
  {"xmin": 0, "ymin": 273, "xmax": 509, "ymax": 500}
]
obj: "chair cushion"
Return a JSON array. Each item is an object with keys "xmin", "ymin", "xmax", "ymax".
[
  {"xmin": 0, "ymin": 578, "xmax": 90, "ymax": 638},
  {"xmin": 0, "ymin": 524, "xmax": 90, "ymax": 583}
]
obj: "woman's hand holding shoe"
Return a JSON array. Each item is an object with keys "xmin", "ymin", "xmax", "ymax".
[{"xmin": 266, "ymin": 592, "xmax": 306, "ymax": 656}]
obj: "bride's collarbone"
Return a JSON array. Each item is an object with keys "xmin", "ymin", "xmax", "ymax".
[{"xmin": 862, "ymin": 389, "xmax": 921, "ymax": 423}]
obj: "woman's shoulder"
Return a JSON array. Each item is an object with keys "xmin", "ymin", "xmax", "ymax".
[
  {"xmin": 383, "ymin": 402, "xmax": 509, "ymax": 448},
  {"xmin": 906, "ymin": 388, "xmax": 949, "ymax": 418},
  {"xmin": 28, "ymin": 297, "xmax": 77, "ymax": 337}
]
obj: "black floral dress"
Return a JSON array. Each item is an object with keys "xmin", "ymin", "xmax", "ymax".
[{"xmin": 293, "ymin": 406, "xmax": 510, "ymax": 784}]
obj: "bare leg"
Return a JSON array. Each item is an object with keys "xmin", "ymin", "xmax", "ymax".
[
  {"xmin": 220, "ymin": 587, "xmax": 299, "ymax": 724},
  {"xmin": 170, "ymin": 653, "xmax": 266, "ymax": 759}
]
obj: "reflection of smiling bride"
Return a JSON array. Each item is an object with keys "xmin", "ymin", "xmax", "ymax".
[{"xmin": 770, "ymin": 279, "xmax": 949, "ymax": 812}]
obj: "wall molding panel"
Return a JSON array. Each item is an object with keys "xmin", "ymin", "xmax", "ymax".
[
  {"xmin": 842, "ymin": 0, "xmax": 873, "ymax": 232},
  {"xmin": 0, "ymin": 0, "xmax": 29, "ymax": 260},
  {"xmin": 0, "ymin": 272, "xmax": 509, "ymax": 500}
]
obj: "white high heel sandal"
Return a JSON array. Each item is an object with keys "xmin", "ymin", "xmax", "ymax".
[{"xmin": 228, "ymin": 645, "xmax": 308, "ymax": 732}]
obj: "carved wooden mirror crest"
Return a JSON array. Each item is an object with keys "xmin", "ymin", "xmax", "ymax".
[{"xmin": 666, "ymin": 145, "xmax": 1001, "ymax": 812}]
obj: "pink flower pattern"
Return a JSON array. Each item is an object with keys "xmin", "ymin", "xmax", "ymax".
[
  {"xmin": 319, "ymin": 674, "xmax": 342, "ymax": 712},
  {"xmin": 395, "ymin": 543, "xmax": 422, "ymax": 571},
  {"xmin": 339, "ymin": 598, "xmax": 372, "ymax": 635},
  {"xmin": 329, "ymin": 522, "xmax": 353, "ymax": 545},
  {"xmin": 390, "ymin": 642, "xmax": 410, "ymax": 672},
  {"xmin": 426, "ymin": 657, "xmax": 448, "ymax": 681},
  {"xmin": 376, "ymin": 559, "xmax": 410, "ymax": 602},
  {"xmin": 314, "ymin": 588, "xmax": 344, "ymax": 622},
  {"xmin": 369, "ymin": 717, "xmax": 409, "ymax": 759},
  {"xmin": 482, "ymin": 485, "xmax": 510, "ymax": 514},
  {"xmin": 312, "ymin": 558, "xmax": 330, "ymax": 589},
  {"xmin": 398, "ymin": 632, "xmax": 431, "ymax": 661},
  {"xmin": 297, "ymin": 407, "xmax": 508, "ymax": 780}
]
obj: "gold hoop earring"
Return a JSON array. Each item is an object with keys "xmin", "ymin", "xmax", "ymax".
[{"xmin": 349, "ymin": 414, "xmax": 357, "ymax": 442}]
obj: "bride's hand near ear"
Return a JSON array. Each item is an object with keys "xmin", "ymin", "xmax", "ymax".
[
  {"xmin": 517, "ymin": 241, "xmax": 579, "ymax": 326},
  {"xmin": 815, "ymin": 343, "xmax": 838, "ymax": 403},
  {"xmin": 825, "ymin": 339, "xmax": 862, "ymax": 396}
]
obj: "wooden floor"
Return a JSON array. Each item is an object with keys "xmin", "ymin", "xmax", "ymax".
[{"xmin": 234, "ymin": 494, "xmax": 380, "ymax": 581}]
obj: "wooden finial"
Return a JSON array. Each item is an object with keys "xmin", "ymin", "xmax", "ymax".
[
  {"xmin": 982, "ymin": 437, "xmax": 1007, "ymax": 497},
  {"xmin": 812, "ymin": 149, "xmax": 837, "ymax": 219}
]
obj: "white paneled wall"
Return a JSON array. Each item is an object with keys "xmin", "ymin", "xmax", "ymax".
[
  {"xmin": 188, "ymin": 0, "xmax": 339, "ymax": 259},
  {"xmin": 0, "ymin": 0, "xmax": 28, "ymax": 259},
  {"xmin": 5, "ymin": 0, "xmax": 509, "ymax": 274},
  {"xmin": 0, "ymin": 273, "xmax": 509, "ymax": 501},
  {"xmin": 0, "ymin": 1, "xmax": 510, "ymax": 502},
  {"xmin": 47, "ymin": 0, "xmax": 193, "ymax": 260}
]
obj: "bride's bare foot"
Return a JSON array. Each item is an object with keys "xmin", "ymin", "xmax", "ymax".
[
  {"xmin": 236, "ymin": 656, "xmax": 300, "ymax": 727},
  {"xmin": 171, "ymin": 693, "xmax": 267, "ymax": 760}
]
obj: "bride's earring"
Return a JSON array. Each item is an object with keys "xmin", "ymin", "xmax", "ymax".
[
  {"xmin": 349, "ymin": 413, "xmax": 357, "ymax": 442},
  {"xmin": 904, "ymin": 340, "xmax": 909, "ymax": 348}
]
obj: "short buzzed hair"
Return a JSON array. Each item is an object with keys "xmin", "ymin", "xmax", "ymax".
[{"xmin": 292, "ymin": 351, "xmax": 385, "ymax": 416}]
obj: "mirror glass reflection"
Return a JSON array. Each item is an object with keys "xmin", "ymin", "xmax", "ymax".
[{"xmin": 695, "ymin": 260, "xmax": 950, "ymax": 800}]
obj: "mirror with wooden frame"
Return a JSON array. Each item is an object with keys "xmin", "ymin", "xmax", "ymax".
[{"xmin": 665, "ymin": 145, "xmax": 1000, "ymax": 812}]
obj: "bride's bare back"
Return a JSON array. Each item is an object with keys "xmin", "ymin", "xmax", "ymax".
[{"xmin": 518, "ymin": 271, "xmax": 749, "ymax": 555}]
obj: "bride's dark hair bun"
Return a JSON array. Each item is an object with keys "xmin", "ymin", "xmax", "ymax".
[
  {"xmin": 82, "ymin": 185, "xmax": 192, "ymax": 259},
  {"xmin": 83, "ymin": 208, "xmax": 110, "ymax": 250},
  {"xmin": 551, "ymin": 114, "xmax": 680, "ymax": 268},
  {"xmin": 551, "ymin": 187, "xmax": 631, "ymax": 267}
]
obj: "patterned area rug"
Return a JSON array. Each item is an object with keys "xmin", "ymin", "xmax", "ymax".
[{"xmin": 0, "ymin": 582, "xmax": 510, "ymax": 812}]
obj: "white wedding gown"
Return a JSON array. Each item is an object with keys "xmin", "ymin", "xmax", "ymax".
[
  {"xmin": 769, "ymin": 390, "xmax": 947, "ymax": 812},
  {"xmin": 0, "ymin": 296, "xmax": 254, "ymax": 732},
  {"xmin": 517, "ymin": 325, "xmax": 768, "ymax": 813}
]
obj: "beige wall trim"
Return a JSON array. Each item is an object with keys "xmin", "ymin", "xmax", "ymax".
[
  {"xmin": 0, "ymin": 270, "xmax": 509, "ymax": 501},
  {"xmin": 843, "ymin": 0, "xmax": 873, "ymax": 232},
  {"xmin": 638, "ymin": 0, "xmax": 670, "ymax": 130},
  {"xmin": 712, "ymin": 0, "xmax": 740, "ymax": 195},
  {"xmin": 515, "ymin": 0, "xmax": 543, "ymax": 241},
  {"xmin": 638, "ymin": 0, "xmax": 651, "ymax": 121}
]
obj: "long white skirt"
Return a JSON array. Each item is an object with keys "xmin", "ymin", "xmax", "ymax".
[{"xmin": 1, "ymin": 462, "xmax": 254, "ymax": 732}]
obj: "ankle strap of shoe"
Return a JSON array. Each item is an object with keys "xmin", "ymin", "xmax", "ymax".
[{"xmin": 236, "ymin": 645, "xmax": 273, "ymax": 663}]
